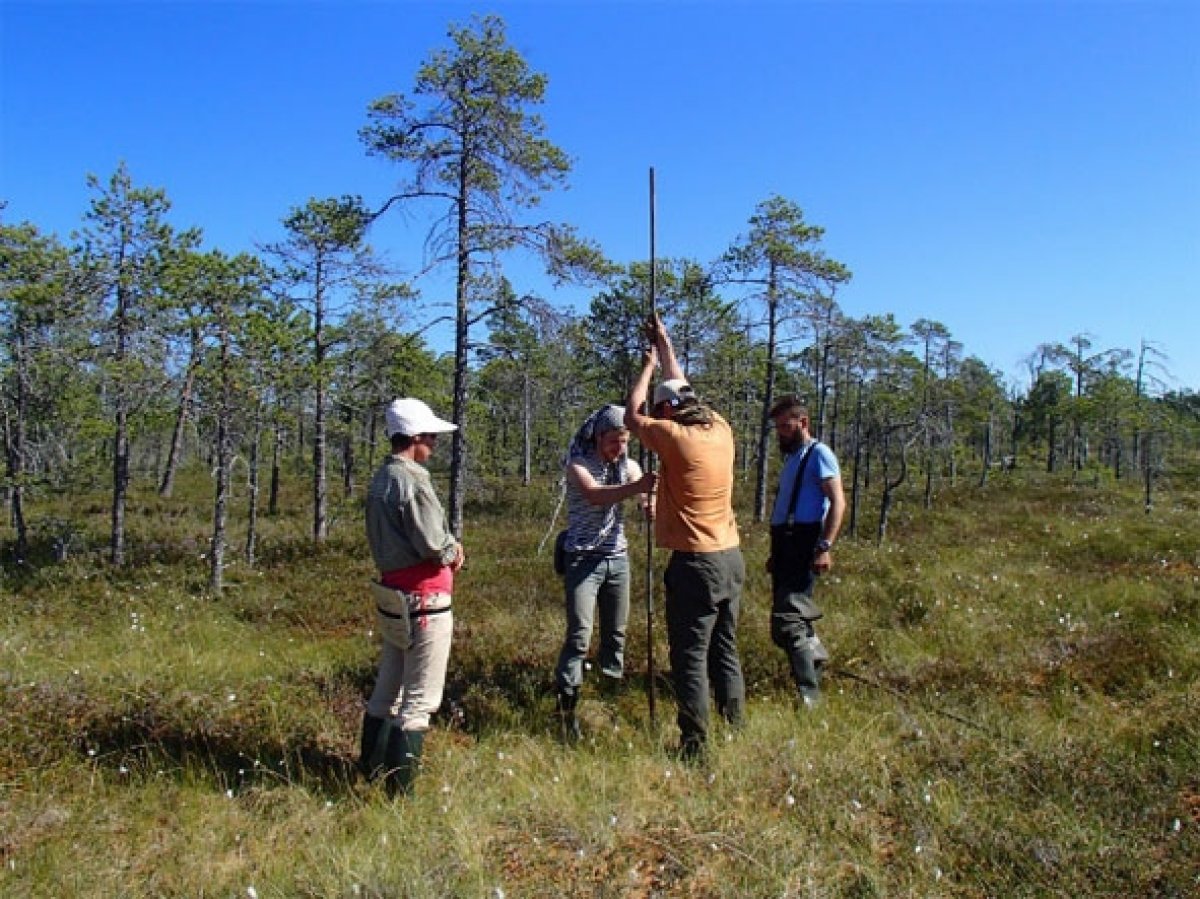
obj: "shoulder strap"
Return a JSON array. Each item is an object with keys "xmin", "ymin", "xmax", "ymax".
[{"xmin": 784, "ymin": 441, "xmax": 819, "ymax": 525}]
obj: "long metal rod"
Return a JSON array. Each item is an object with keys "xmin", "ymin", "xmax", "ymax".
[
  {"xmin": 830, "ymin": 666, "xmax": 1003, "ymax": 739},
  {"xmin": 645, "ymin": 166, "xmax": 658, "ymax": 726}
]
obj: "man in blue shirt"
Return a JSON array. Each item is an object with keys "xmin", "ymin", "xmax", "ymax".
[{"xmin": 767, "ymin": 395, "xmax": 845, "ymax": 707}]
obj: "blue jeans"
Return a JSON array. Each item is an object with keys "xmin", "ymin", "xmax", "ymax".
[{"xmin": 555, "ymin": 552, "xmax": 630, "ymax": 693}]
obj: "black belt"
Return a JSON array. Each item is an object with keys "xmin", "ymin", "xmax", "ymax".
[{"xmin": 376, "ymin": 604, "xmax": 452, "ymax": 620}]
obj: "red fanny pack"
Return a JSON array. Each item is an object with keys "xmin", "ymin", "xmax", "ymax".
[{"xmin": 380, "ymin": 559, "xmax": 453, "ymax": 595}]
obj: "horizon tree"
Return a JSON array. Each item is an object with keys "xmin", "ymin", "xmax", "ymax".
[
  {"xmin": 477, "ymin": 286, "xmax": 573, "ymax": 483},
  {"xmin": 192, "ymin": 250, "xmax": 268, "ymax": 593},
  {"xmin": 326, "ymin": 281, "xmax": 425, "ymax": 497},
  {"xmin": 78, "ymin": 163, "xmax": 195, "ymax": 566},
  {"xmin": 838, "ymin": 313, "xmax": 907, "ymax": 538},
  {"xmin": 1062, "ymin": 333, "xmax": 1131, "ymax": 471},
  {"xmin": 264, "ymin": 195, "xmax": 384, "ymax": 542},
  {"xmin": 1132, "ymin": 339, "xmax": 1170, "ymax": 474},
  {"xmin": 238, "ymin": 291, "xmax": 309, "ymax": 553},
  {"xmin": 157, "ymin": 245, "xmax": 218, "ymax": 497},
  {"xmin": 0, "ymin": 219, "xmax": 72, "ymax": 563},
  {"xmin": 360, "ymin": 13, "xmax": 607, "ymax": 536},
  {"xmin": 911, "ymin": 317, "xmax": 946, "ymax": 505},
  {"xmin": 719, "ymin": 195, "xmax": 851, "ymax": 521}
]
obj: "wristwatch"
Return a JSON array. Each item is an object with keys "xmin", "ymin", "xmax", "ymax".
[{"xmin": 815, "ymin": 538, "xmax": 833, "ymax": 554}]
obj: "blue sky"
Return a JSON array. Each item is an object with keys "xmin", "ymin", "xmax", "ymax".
[{"xmin": 3, "ymin": 0, "xmax": 1198, "ymax": 391}]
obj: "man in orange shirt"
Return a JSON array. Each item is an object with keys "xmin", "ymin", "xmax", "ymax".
[{"xmin": 626, "ymin": 313, "xmax": 745, "ymax": 760}]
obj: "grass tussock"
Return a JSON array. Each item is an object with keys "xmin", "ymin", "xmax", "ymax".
[{"xmin": 1, "ymin": 470, "xmax": 1198, "ymax": 896}]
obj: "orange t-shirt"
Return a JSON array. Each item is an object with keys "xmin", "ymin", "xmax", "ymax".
[{"xmin": 637, "ymin": 413, "xmax": 740, "ymax": 553}]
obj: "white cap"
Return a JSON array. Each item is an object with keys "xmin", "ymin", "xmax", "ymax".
[
  {"xmin": 384, "ymin": 398, "xmax": 458, "ymax": 437},
  {"xmin": 653, "ymin": 378, "xmax": 696, "ymax": 408}
]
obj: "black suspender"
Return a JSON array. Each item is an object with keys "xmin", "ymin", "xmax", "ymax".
[{"xmin": 782, "ymin": 441, "xmax": 819, "ymax": 525}]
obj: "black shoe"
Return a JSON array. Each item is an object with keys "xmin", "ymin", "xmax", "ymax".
[
  {"xmin": 598, "ymin": 674, "xmax": 624, "ymax": 699},
  {"xmin": 717, "ymin": 696, "xmax": 744, "ymax": 729},
  {"xmin": 556, "ymin": 689, "xmax": 582, "ymax": 745},
  {"xmin": 675, "ymin": 737, "xmax": 707, "ymax": 765}
]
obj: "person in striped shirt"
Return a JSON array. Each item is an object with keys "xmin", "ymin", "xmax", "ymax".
[{"xmin": 554, "ymin": 404, "xmax": 657, "ymax": 742}]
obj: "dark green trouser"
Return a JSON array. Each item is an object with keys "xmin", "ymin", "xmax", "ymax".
[
  {"xmin": 664, "ymin": 547, "xmax": 746, "ymax": 753},
  {"xmin": 770, "ymin": 522, "xmax": 828, "ymax": 700}
]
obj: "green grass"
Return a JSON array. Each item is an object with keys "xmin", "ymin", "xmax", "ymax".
[{"xmin": 1, "ymin": 469, "xmax": 1197, "ymax": 896}]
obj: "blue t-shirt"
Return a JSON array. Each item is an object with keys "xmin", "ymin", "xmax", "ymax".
[{"xmin": 770, "ymin": 441, "xmax": 840, "ymax": 525}]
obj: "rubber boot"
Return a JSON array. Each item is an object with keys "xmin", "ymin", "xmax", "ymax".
[
  {"xmin": 598, "ymin": 674, "xmax": 624, "ymax": 700},
  {"xmin": 556, "ymin": 689, "xmax": 582, "ymax": 745},
  {"xmin": 357, "ymin": 712, "xmax": 388, "ymax": 780},
  {"xmin": 810, "ymin": 632, "xmax": 830, "ymax": 668},
  {"xmin": 383, "ymin": 728, "xmax": 424, "ymax": 797},
  {"xmin": 717, "ymin": 696, "xmax": 744, "ymax": 730},
  {"xmin": 677, "ymin": 729, "xmax": 707, "ymax": 764},
  {"xmin": 789, "ymin": 646, "xmax": 822, "ymax": 707}
]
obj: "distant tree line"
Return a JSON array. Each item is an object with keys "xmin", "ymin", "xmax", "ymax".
[{"xmin": 3, "ymin": 15, "xmax": 1197, "ymax": 588}]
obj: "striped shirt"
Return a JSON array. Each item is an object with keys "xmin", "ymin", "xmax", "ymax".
[{"xmin": 564, "ymin": 453, "xmax": 643, "ymax": 556}]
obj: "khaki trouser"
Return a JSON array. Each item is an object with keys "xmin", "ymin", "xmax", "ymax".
[{"xmin": 367, "ymin": 588, "xmax": 453, "ymax": 731}]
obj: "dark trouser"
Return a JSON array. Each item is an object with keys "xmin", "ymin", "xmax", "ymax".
[
  {"xmin": 663, "ymin": 547, "xmax": 746, "ymax": 753},
  {"xmin": 770, "ymin": 522, "xmax": 828, "ymax": 699}
]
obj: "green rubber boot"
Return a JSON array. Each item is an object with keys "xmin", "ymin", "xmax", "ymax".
[
  {"xmin": 383, "ymin": 728, "xmax": 424, "ymax": 797},
  {"xmin": 789, "ymin": 646, "xmax": 822, "ymax": 707},
  {"xmin": 357, "ymin": 712, "xmax": 389, "ymax": 780}
]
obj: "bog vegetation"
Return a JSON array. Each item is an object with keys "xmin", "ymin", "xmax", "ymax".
[
  {"xmin": 2, "ymin": 12, "xmax": 1199, "ymax": 898},
  {"xmin": 1, "ymin": 465, "xmax": 1197, "ymax": 897}
]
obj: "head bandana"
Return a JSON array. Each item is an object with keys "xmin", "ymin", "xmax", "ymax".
[{"xmin": 567, "ymin": 404, "xmax": 626, "ymax": 460}]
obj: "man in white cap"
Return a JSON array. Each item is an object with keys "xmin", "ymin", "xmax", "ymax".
[
  {"xmin": 359, "ymin": 397, "xmax": 463, "ymax": 795},
  {"xmin": 626, "ymin": 313, "xmax": 745, "ymax": 761}
]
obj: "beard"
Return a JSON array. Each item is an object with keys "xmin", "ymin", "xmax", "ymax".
[{"xmin": 778, "ymin": 432, "xmax": 804, "ymax": 455}]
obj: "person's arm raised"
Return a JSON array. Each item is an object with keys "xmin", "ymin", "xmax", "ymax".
[
  {"xmin": 626, "ymin": 344, "xmax": 657, "ymax": 439},
  {"xmin": 646, "ymin": 312, "xmax": 685, "ymax": 382}
]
